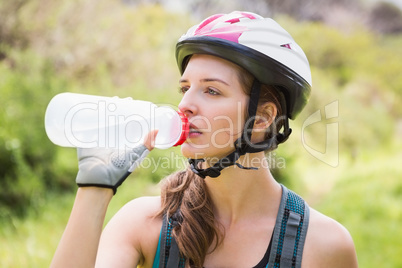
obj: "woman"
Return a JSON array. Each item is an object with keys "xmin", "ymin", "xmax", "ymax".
[{"xmin": 51, "ymin": 11, "xmax": 358, "ymax": 268}]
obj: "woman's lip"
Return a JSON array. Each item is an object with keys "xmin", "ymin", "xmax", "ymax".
[
  {"xmin": 188, "ymin": 123, "xmax": 202, "ymax": 137},
  {"xmin": 188, "ymin": 131, "xmax": 202, "ymax": 138},
  {"xmin": 189, "ymin": 129, "xmax": 202, "ymax": 134},
  {"xmin": 189, "ymin": 123, "xmax": 201, "ymax": 132}
]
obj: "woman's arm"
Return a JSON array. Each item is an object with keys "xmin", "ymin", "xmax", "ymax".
[
  {"xmin": 50, "ymin": 187, "xmax": 113, "ymax": 268},
  {"xmin": 50, "ymin": 131, "xmax": 158, "ymax": 267}
]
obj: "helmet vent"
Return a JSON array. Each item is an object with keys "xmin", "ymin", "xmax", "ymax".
[{"xmin": 280, "ymin": 43, "xmax": 293, "ymax": 50}]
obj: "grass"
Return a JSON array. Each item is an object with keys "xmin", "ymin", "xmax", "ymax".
[
  {"xmin": 0, "ymin": 191, "xmax": 74, "ymax": 267},
  {"xmin": 0, "ymin": 176, "xmax": 160, "ymax": 268}
]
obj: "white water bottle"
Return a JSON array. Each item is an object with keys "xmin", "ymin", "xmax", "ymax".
[{"xmin": 44, "ymin": 92, "xmax": 189, "ymax": 149}]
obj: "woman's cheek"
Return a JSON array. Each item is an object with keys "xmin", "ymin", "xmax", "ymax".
[{"xmin": 209, "ymin": 127, "xmax": 235, "ymax": 149}]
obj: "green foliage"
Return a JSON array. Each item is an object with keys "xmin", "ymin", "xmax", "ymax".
[
  {"xmin": 279, "ymin": 16, "xmax": 402, "ymax": 160},
  {"xmin": 0, "ymin": 50, "xmax": 74, "ymax": 219},
  {"xmin": 315, "ymin": 145, "xmax": 402, "ymax": 267},
  {"xmin": 0, "ymin": 2, "xmax": 402, "ymax": 267}
]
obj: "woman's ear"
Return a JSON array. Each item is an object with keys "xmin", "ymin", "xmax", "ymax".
[{"xmin": 254, "ymin": 102, "xmax": 277, "ymax": 131}]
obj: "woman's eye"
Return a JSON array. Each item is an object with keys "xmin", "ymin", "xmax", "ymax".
[
  {"xmin": 179, "ymin": 87, "xmax": 189, "ymax": 94},
  {"xmin": 207, "ymin": 88, "xmax": 219, "ymax": 95},
  {"xmin": 178, "ymin": 86, "xmax": 219, "ymax": 95}
]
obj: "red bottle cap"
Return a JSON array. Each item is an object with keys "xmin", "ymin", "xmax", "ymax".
[{"xmin": 173, "ymin": 111, "xmax": 189, "ymax": 146}]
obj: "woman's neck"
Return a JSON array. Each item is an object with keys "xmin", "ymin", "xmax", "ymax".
[{"xmin": 204, "ymin": 152, "xmax": 282, "ymax": 227}]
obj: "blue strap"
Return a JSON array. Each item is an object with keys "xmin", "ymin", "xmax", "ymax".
[
  {"xmin": 267, "ymin": 184, "xmax": 310, "ymax": 268},
  {"xmin": 166, "ymin": 237, "xmax": 181, "ymax": 267},
  {"xmin": 158, "ymin": 215, "xmax": 169, "ymax": 268},
  {"xmin": 156, "ymin": 214, "xmax": 186, "ymax": 268},
  {"xmin": 280, "ymin": 211, "xmax": 301, "ymax": 267},
  {"xmin": 152, "ymin": 229, "xmax": 162, "ymax": 268}
]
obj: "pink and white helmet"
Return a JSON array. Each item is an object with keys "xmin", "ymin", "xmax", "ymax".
[{"xmin": 176, "ymin": 11, "xmax": 312, "ymax": 119}]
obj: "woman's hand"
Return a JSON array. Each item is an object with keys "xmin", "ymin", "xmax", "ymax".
[{"xmin": 76, "ymin": 130, "xmax": 159, "ymax": 194}]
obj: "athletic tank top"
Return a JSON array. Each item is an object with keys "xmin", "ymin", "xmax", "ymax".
[{"xmin": 153, "ymin": 184, "xmax": 310, "ymax": 268}]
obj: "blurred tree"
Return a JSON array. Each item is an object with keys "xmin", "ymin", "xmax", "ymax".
[
  {"xmin": 368, "ymin": 1, "xmax": 402, "ymax": 34},
  {"xmin": 0, "ymin": 0, "xmax": 191, "ymax": 219},
  {"xmin": 178, "ymin": 0, "xmax": 365, "ymax": 21},
  {"xmin": 0, "ymin": 0, "xmax": 29, "ymax": 45},
  {"xmin": 0, "ymin": 0, "xmax": 31, "ymax": 62}
]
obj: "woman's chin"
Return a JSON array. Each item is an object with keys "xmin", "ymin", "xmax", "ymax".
[
  {"xmin": 180, "ymin": 143, "xmax": 205, "ymax": 159},
  {"xmin": 180, "ymin": 142, "xmax": 235, "ymax": 160}
]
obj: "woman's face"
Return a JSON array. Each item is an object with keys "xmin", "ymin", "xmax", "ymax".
[{"xmin": 178, "ymin": 54, "xmax": 249, "ymax": 161}]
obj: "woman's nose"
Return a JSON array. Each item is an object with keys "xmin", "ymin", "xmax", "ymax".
[{"xmin": 178, "ymin": 89, "xmax": 198, "ymax": 117}]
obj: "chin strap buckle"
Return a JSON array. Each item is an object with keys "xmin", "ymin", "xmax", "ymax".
[{"xmin": 189, "ymin": 159, "xmax": 222, "ymax": 179}]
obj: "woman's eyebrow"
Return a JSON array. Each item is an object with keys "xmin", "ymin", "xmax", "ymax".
[
  {"xmin": 202, "ymin": 78, "xmax": 230, "ymax": 86},
  {"xmin": 179, "ymin": 78, "xmax": 230, "ymax": 86}
]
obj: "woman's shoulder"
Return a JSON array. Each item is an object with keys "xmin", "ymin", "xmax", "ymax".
[
  {"xmin": 112, "ymin": 195, "xmax": 162, "ymax": 225},
  {"xmin": 103, "ymin": 195, "xmax": 163, "ymax": 239},
  {"xmin": 302, "ymin": 207, "xmax": 358, "ymax": 267},
  {"xmin": 122, "ymin": 195, "xmax": 162, "ymax": 216}
]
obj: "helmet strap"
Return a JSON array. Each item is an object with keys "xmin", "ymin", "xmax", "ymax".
[{"xmin": 188, "ymin": 80, "xmax": 291, "ymax": 179}]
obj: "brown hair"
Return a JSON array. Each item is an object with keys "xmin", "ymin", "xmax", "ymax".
[
  {"xmin": 157, "ymin": 57, "xmax": 285, "ymax": 267},
  {"xmin": 158, "ymin": 169, "xmax": 220, "ymax": 267}
]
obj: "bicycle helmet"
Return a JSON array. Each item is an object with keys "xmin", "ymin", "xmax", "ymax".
[{"xmin": 176, "ymin": 11, "xmax": 312, "ymax": 178}]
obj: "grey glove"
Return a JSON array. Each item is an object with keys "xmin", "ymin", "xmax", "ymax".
[{"xmin": 76, "ymin": 145, "xmax": 149, "ymax": 194}]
